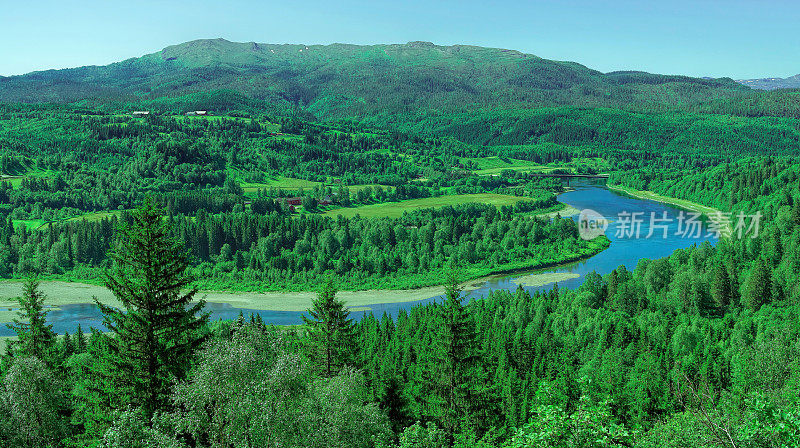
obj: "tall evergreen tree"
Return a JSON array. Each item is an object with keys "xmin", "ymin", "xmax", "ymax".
[
  {"xmin": 75, "ymin": 324, "xmax": 87, "ymax": 354},
  {"xmin": 96, "ymin": 198, "xmax": 208, "ymax": 420},
  {"xmin": 424, "ymin": 276, "xmax": 489, "ymax": 438},
  {"xmin": 302, "ymin": 276, "xmax": 355, "ymax": 377},
  {"xmin": 743, "ymin": 257, "xmax": 772, "ymax": 311},
  {"xmin": 710, "ymin": 264, "xmax": 732, "ymax": 310},
  {"xmin": 6, "ymin": 277, "xmax": 57, "ymax": 366}
]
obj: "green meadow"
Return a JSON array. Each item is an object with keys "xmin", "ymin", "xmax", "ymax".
[{"xmin": 322, "ymin": 193, "xmax": 530, "ymax": 219}]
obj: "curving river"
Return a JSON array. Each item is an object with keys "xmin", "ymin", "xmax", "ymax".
[{"xmin": 0, "ymin": 180, "xmax": 715, "ymax": 335}]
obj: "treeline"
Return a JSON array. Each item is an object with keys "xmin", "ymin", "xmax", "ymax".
[{"xmin": 0, "ymin": 202, "xmax": 601, "ymax": 290}]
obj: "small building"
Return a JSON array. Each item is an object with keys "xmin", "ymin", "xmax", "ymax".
[
  {"xmin": 185, "ymin": 110, "xmax": 208, "ymax": 116},
  {"xmin": 132, "ymin": 111, "xmax": 150, "ymax": 117},
  {"xmin": 284, "ymin": 197, "xmax": 302, "ymax": 206}
]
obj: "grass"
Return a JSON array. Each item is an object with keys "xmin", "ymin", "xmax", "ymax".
[
  {"xmin": 11, "ymin": 210, "xmax": 127, "ymax": 232},
  {"xmin": 12, "ymin": 219, "xmax": 47, "ymax": 230},
  {"xmin": 241, "ymin": 176, "xmax": 323, "ymax": 193},
  {"xmin": 608, "ymin": 184, "xmax": 732, "ymax": 236},
  {"xmin": 0, "ymin": 280, "xmax": 122, "ymax": 310},
  {"xmin": 513, "ymin": 272, "xmax": 580, "ymax": 288},
  {"xmin": 241, "ymin": 177, "xmax": 394, "ymax": 195},
  {"xmin": 462, "ymin": 156, "xmax": 552, "ymax": 176},
  {"xmin": 1, "ymin": 169, "xmax": 55, "ymax": 188},
  {"xmin": 322, "ymin": 193, "xmax": 530, "ymax": 219},
  {"xmin": 64, "ymin": 210, "xmax": 126, "ymax": 223}
]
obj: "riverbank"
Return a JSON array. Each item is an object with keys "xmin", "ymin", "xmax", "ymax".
[
  {"xmin": 607, "ymin": 184, "xmax": 731, "ymax": 236},
  {"xmin": 0, "ymin": 237, "xmax": 608, "ymax": 314}
]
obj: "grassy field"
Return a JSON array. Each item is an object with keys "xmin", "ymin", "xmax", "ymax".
[
  {"xmin": 608, "ymin": 184, "xmax": 731, "ymax": 236},
  {"xmin": 513, "ymin": 272, "xmax": 580, "ymax": 288},
  {"xmin": 322, "ymin": 193, "xmax": 530, "ymax": 219},
  {"xmin": 0, "ymin": 281, "xmax": 123, "ymax": 311},
  {"xmin": 65, "ymin": 210, "xmax": 126, "ymax": 223},
  {"xmin": 241, "ymin": 176, "xmax": 324, "ymax": 194},
  {"xmin": 241, "ymin": 177, "xmax": 394, "ymax": 195},
  {"xmin": 462, "ymin": 156, "xmax": 552, "ymax": 176},
  {"xmin": 11, "ymin": 219, "xmax": 47, "ymax": 230}
]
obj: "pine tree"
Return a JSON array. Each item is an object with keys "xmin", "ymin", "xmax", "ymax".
[
  {"xmin": 743, "ymin": 257, "xmax": 772, "ymax": 311},
  {"xmin": 60, "ymin": 331, "xmax": 74, "ymax": 361},
  {"xmin": 75, "ymin": 324, "xmax": 87, "ymax": 353},
  {"xmin": 791, "ymin": 200, "xmax": 800, "ymax": 226},
  {"xmin": 710, "ymin": 264, "xmax": 732, "ymax": 310},
  {"xmin": 6, "ymin": 277, "xmax": 57, "ymax": 366},
  {"xmin": 424, "ymin": 276, "xmax": 489, "ymax": 438},
  {"xmin": 302, "ymin": 276, "xmax": 355, "ymax": 377},
  {"xmin": 96, "ymin": 198, "xmax": 208, "ymax": 420}
]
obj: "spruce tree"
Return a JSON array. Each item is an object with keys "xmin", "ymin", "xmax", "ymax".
[
  {"xmin": 6, "ymin": 277, "xmax": 57, "ymax": 366},
  {"xmin": 302, "ymin": 276, "xmax": 355, "ymax": 377},
  {"xmin": 75, "ymin": 324, "xmax": 87, "ymax": 353},
  {"xmin": 424, "ymin": 276, "xmax": 489, "ymax": 438},
  {"xmin": 96, "ymin": 198, "xmax": 208, "ymax": 420},
  {"xmin": 743, "ymin": 257, "xmax": 772, "ymax": 311},
  {"xmin": 710, "ymin": 264, "xmax": 732, "ymax": 310}
]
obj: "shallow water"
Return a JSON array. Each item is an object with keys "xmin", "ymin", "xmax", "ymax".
[{"xmin": 0, "ymin": 180, "xmax": 715, "ymax": 335}]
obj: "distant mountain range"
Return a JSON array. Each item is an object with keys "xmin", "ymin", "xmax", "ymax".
[
  {"xmin": 0, "ymin": 38, "xmax": 749, "ymax": 119},
  {"xmin": 736, "ymin": 74, "xmax": 800, "ymax": 90}
]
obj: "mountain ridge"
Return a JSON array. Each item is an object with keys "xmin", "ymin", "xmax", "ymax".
[
  {"xmin": 0, "ymin": 38, "xmax": 748, "ymax": 120},
  {"xmin": 737, "ymin": 73, "xmax": 800, "ymax": 90}
]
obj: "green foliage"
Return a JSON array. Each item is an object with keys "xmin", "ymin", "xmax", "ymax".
[
  {"xmin": 96, "ymin": 199, "xmax": 208, "ymax": 420},
  {"xmin": 2, "ymin": 357, "xmax": 69, "ymax": 447},
  {"xmin": 172, "ymin": 324, "xmax": 392, "ymax": 448},
  {"xmin": 743, "ymin": 257, "xmax": 772, "ymax": 310},
  {"xmin": 507, "ymin": 383, "xmax": 633, "ymax": 448},
  {"xmin": 302, "ymin": 277, "xmax": 356, "ymax": 376},
  {"xmin": 2, "ymin": 36, "xmax": 800, "ymax": 448},
  {"xmin": 99, "ymin": 410, "xmax": 184, "ymax": 448},
  {"xmin": 5, "ymin": 276, "xmax": 57, "ymax": 366},
  {"xmin": 422, "ymin": 276, "xmax": 492, "ymax": 437},
  {"xmin": 0, "ymin": 199, "xmax": 603, "ymax": 291},
  {"xmin": 397, "ymin": 422, "xmax": 448, "ymax": 448}
]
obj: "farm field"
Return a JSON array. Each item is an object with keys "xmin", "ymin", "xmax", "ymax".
[
  {"xmin": 241, "ymin": 176, "xmax": 324, "ymax": 193},
  {"xmin": 462, "ymin": 156, "xmax": 553, "ymax": 175},
  {"xmin": 241, "ymin": 177, "xmax": 393, "ymax": 195},
  {"xmin": 322, "ymin": 193, "xmax": 531, "ymax": 219}
]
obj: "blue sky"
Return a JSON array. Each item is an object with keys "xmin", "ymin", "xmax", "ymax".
[{"xmin": 1, "ymin": 0, "xmax": 798, "ymax": 78}]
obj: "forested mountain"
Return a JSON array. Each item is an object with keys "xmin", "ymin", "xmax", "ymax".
[
  {"xmin": 0, "ymin": 38, "xmax": 747, "ymax": 119},
  {"xmin": 737, "ymin": 74, "xmax": 800, "ymax": 90}
]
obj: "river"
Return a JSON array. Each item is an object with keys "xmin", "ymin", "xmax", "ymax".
[{"xmin": 0, "ymin": 181, "xmax": 715, "ymax": 335}]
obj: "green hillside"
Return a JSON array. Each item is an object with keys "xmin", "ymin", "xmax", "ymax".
[{"xmin": 0, "ymin": 38, "xmax": 748, "ymax": 120}]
